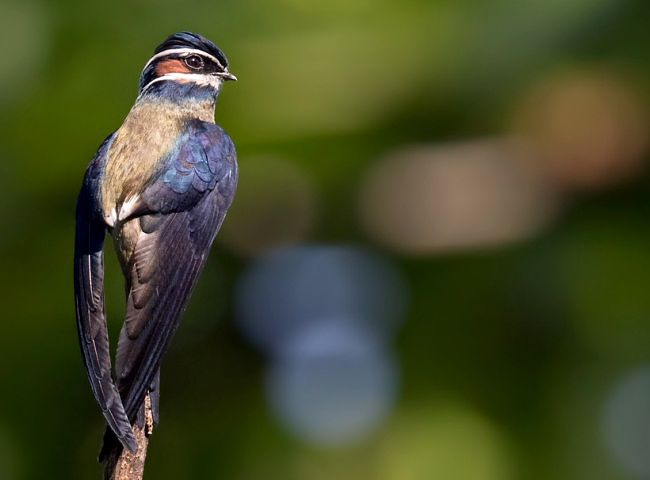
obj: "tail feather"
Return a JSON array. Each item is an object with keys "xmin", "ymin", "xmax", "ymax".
[{"xmin": 98, "ymin": 371, "xmax": 160, "ymax": 463}]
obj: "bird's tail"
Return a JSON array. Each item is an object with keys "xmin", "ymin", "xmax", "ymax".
[{"xmin": 98, "ymin": 378, "xmax": 160, "ymax": 463}]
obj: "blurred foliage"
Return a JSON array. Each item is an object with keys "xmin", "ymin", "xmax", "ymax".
[{"xmin": 2, "ymin": 0, "xmax": 650, "ymax": 479}]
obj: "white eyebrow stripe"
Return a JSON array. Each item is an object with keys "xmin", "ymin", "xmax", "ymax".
[
  {"xmin": 141, "ymin": 48, "xmax": 224, "ymax": 74},
  {"xmin": 138, "ymin": 71, "xmax": 223, "ymax": 95}
]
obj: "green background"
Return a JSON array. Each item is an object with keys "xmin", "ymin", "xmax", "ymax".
[{"xmin": 2, "ymin": 0, "xmax": 650, "ymax": 478}]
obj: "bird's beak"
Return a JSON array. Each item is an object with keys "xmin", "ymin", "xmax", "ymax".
[{"xmin": 220, "ymin": 71, "xmax": 237, "ymax": 82}]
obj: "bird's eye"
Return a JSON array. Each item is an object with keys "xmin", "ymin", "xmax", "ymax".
[{"xmin": 184, "ymin": 55, "xmax": 204, "ymax": 70}]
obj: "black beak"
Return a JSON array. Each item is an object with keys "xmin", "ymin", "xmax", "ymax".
[{"xmin": 219, "ymin": 71, "xmax": 237, "ymax": 82}]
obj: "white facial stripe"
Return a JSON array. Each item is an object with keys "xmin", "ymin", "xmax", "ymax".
[
  {"xmin": 142, "ymin": 48, "xmax": 224, "ymax": 74},
  {"xmin": 139, "ymin": 72, "xmax": 223, "ymax": 94}
]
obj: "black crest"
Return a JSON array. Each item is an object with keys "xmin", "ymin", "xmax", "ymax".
[{"xmin": 154, "ymin": 32, "xmax": 229, "ymax": 68}]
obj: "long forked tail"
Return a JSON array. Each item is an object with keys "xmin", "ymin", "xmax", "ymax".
[{"xmin": 74, "ymin": 213, "xmax": 138, "ymax": 454}]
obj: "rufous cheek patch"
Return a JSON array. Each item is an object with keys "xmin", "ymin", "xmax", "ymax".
[{"xmin": 155, "ymin": 59, "xmax": 191, "ymax": 76}]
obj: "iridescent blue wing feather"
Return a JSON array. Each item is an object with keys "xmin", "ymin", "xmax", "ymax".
[{"xmin": 137, "ymin": 121, "xmax": 236, "ymax": 214}]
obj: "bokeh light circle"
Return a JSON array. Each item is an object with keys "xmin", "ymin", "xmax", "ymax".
[
  {"xmin": 266, "ymin": 320, "xmax": 399, "ymax": 447},
  {"xmin": 235, "ymin": 245, "xmax": 407, "ymax": 353},
  {"xmin": 510, "ymin": 68, "xmax": 650, "ymax": 190},
  {"xmin": 379, "ymin": 402, "xmax": 515, "ymax": 480},
  {"xmin": 602, "ymin": 367, "xmax": 650, "ymax": 477},
  {"xmin": 359, "ymin": 139, "xmax": 559, "ymax": 255}
]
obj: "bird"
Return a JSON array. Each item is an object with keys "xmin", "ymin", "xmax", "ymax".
[{"xmin": 73, "ymin": 31, "xmax": 238, "ymax": 461}]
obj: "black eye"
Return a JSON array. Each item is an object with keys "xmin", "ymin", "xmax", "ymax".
[{"xmin": 184, "ymin": 55, "xmax": 204, "ymax": 70}]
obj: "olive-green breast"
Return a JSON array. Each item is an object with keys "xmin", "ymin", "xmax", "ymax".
[{"xmin": 100, "ymin": 101, "xmax": 184, "ymax": 219}]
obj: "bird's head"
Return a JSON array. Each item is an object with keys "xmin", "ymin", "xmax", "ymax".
[{"xmin": 138, "ymin": 32, "xmax": 236, "ymax": 98}]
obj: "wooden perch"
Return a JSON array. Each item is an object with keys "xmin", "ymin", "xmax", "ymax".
[{"xmin": 103, "ymin": 395, "xmax": 154, "ymax": 480}]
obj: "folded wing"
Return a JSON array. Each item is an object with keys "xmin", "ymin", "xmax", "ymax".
[{"xmin": 114, "ymin": 121, "xmax": 237, "ymax": 430}]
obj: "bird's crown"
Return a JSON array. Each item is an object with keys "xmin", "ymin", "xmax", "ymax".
[{"xmin": 154, "ymin": 32, "xmax": 229, "ymax": 69}]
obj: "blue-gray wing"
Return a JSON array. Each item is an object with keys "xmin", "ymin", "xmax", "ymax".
[
  {"xmin": 114, "ymin": 121, "xmax": 237, "ymax": 425},
  {"xmin": 74, "ymin": 134, "xmax": 138, "ymax": 453}
]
